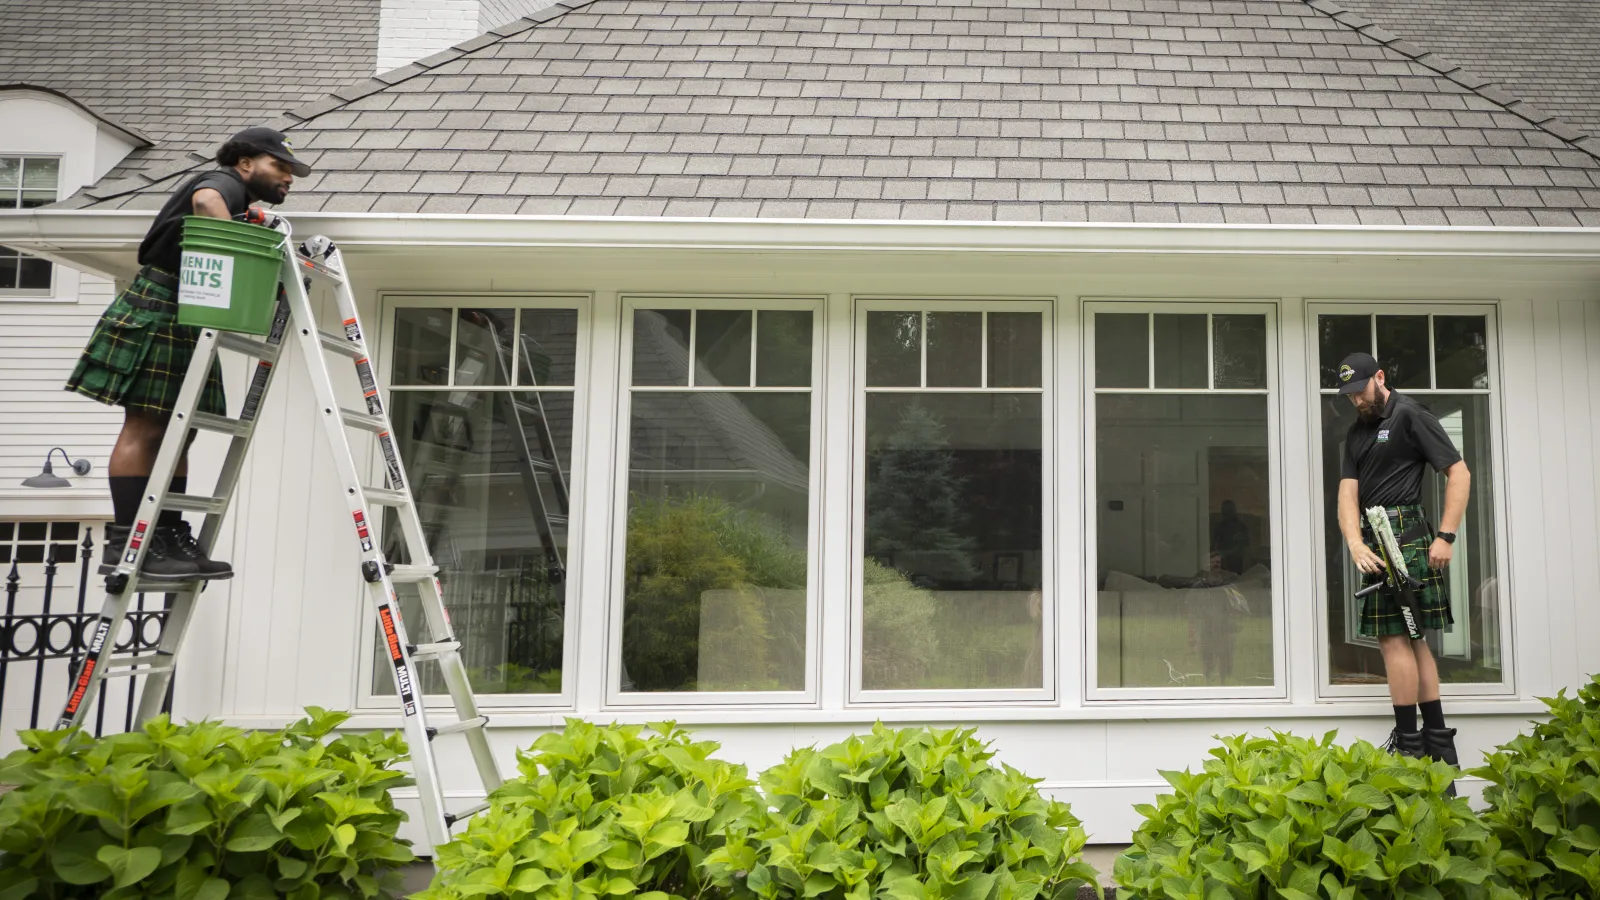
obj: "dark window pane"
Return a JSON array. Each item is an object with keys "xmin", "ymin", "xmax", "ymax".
[
  {"xmin": 0, "ymin": 255, "xmax": 17, "ymax": 290},
  {"xmin": 517, "ymin": 309, "xmax": 578, "ymax": 387},
  {"xmin": 1213, "ymin": 314, "xmax": 1268, "ymax": 389},
  {"xmin": 390, "ymin": 308, "xmax": 452, "ymax": 386},
  {"xmin": 866, "ymin": 311, "xmax": 922, "ymax": 387},
  {"xmin": 52, "ymin": 544, "xmax": 77, "ymax": 564},
  {"xmin": 1318, "ymin": 315, "xmax": 1370, "ymax": 390},
  {"xmin": 19, "ymin": 522, "xmax": 46, "ymax": 541},
  {"xmin": 1154, "ymin": 314, "xmax": 1208, "ymax": 389},
  {"xmin": 0, "ymin": 547, "xmax": 9, "ymax": 564},
  {"xmin": 455, "ymin": 308, "xmax": 515, "ymax": 386},
  {"xmin": 988, "ymin": 312, "xmax": 1042, "ymax": 388},
  {"xmin": 1096, "ymin": 393, "xmax": 1275, "ymax": 688},
  {"xmin": 50, "ymin": 522, "xmax": 79, "ymax": 541},
  {"xmin": 694, "ymin": 309, "xmax": 753, "ymax": 387},
  {"xmin": 1435, "ymin": 316, "xmax": 1489, "ymax": 390},
  {"xmin": 17, "ymin": 545, "xmax": 44, "ymax": 564},
  {"xmin": 0, "ymin": 521, "xmax": 11, "ymax": 540},
  {"xmin": 755, "ymin": 310, "xmax": 813, "ymax": 387},
  {"xmin": 623, "ymin": 391, "xmax": 811, "ymax": 692},
  {"xmin": 18, "ymin": 255, "xmax": 51, "ymax": 290},
  {"xmin": 20, "ymin": 192, "xmax": 53, "ymax": 209},
  {"xmin": 0, "ymin": 198, "xmax": 14, "ymax": 210},
  {"xmin": 863, "ymin": 393, "xmax": 1044, "ymax": 690},
  {"xmin": 1376, "ymin": 315, "xmax": 1431, "ymax": 390},
  {"xmin": 1096, "ymin": 313, "xmax": 1148, "ymax": 389},
  {"xmin": 382, "ymin": 389, "xmax": 574, "ymax": 695},
  {"xmin": 926, "ymin": 312, "xmax": 982, "ymax": 387},
  {"xmin": 632, "ymin": 309, "xmax": 692, "ymax": 386}
]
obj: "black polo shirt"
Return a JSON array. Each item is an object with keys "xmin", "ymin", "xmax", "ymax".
[
  {"xmin": 137, "ymin": 168, "xmax": 252, "ymax": 274},
  {"xmin": 1342, "ymin": 391, "xmax": 1463, "ymax": 508}
]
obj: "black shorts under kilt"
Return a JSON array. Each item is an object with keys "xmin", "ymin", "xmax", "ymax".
[
  {"xmin": 1358, "ymin": 504, "xmax": 1453, "ymax": 637},
  {"xmin": 64, "ymin": 268, "xmax": 227, "ymax": 417}
]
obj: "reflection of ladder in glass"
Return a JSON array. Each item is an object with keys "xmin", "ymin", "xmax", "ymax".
[{"xmin": 454, "ymin": 312, "xmax": 569, "ymax": 583}]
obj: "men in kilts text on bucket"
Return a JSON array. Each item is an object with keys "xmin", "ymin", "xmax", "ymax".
[
  {"xmin": 1335, "ymin": 350, "xmax": 1471, "ymax": 785},
  {"xmin": 65, "ymin": 127, "xmax": 310, "ymax": 581}
]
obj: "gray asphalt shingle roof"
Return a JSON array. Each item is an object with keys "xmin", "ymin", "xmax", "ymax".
[
  {"xmin": 1334, "ymin": 0, "xmax": 1600, "ymax": 140},
  {"xmin": 66, "ymin": 0, "xmax": 1600, "ymax": 226},
  {"xmin": 0, "ymin": 0, "xmax": 378, "ymax": 181}
]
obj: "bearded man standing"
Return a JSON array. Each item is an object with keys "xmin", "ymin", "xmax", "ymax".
[
  {"xmin": 65, "ymin": 127, "xmax": 309, "ymax": 581},
  {"xmin": 1336, "ymin": 350, "xmax": 1471, "ymax": 781}
]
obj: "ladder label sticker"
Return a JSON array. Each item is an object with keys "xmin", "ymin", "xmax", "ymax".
[
  {"xmin": 126, "ymin": 520, "xmax": 150, "ymax": 564},
  {"xmin": 240, "ymin": 361, "xmax": 273, "ymax": 422},
  {"xmin": 353, "ymin": 510, "xmax": 373, "ymax": 552},
  {"xmin": 379, "ymin": 605, "xmax": 418, "ymax": 716},
  {"xmin": 268, "ymin": 294, "xmax": 290, "ymax": 343},
  {"xmin": 344, "ymin": 318, "xmax": 363, "ymax": 342},
  {"xmin": 378, "ymin": 432, "xmax": 404, "ymax": 490},
  {"xmin": 62, "ymin": 617, "xmax": 113, "ymax": 719},
  {"xmin": 355, "ymin": 358, "xmax": 382, "ymax": 416},
  {"xmin": 178, "ymin": 251, "xmax": 234, "ymax": 309}
]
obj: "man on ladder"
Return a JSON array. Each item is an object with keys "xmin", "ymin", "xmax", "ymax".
[{"xmin": 64, "ymin": 127, "xmax": 310, "ymax": 581}]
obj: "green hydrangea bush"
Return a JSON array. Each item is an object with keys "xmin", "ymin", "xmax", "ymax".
[
  {"xmin": 0, "ymin": 707, "xmax": 415, "ymax": 900},
  {"xmin": 703, "ymin": 723, "xmax": 1102, "ymax": 900},
  {"xmin": 419, "ymin": 719, "xmax": 763, "ymax": 900},
  {"xmin": 1115, "ymin": 731, "xmax": 1516, "ymax": 900},
  {"xmin": 1472, "ymin": 672, "xmax": 1600, "ymax": 898}
]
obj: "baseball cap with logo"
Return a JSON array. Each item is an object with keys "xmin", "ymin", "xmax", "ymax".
[
  {"xmin": 1336, "ymin": 351, "xmax": 1381, "ymax": 394},
  {"xmin": 227, "ymin": 126, "xmax": 312, "ymax": 177}
]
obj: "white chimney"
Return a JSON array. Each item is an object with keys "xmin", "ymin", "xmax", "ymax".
[{"xmin": 377, "ymin": 0, "xmax": 486, "ymax": 73}]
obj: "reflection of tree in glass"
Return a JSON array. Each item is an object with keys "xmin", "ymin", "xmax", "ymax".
[
  {"xmin": 861, "ymin": 558, "xmax": 938, "ymax": 688},
  {"xmin": 622, "ymin": 493, "xmax": 806, "ymax": 691},
  {"xmin": 866, "ymin": 403, "xmax": 977, "ymax": 581}
]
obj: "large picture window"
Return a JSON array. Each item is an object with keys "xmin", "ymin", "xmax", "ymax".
[
  {"xmin": 1088, "ymin": 305, "xmax": 1279, "ymax": 697},
  {"xmin": 378, "ymin": 302, "xmax": 580, "ymax": 700},
  {"xmin": 855, "ymin": 302, "xmax": 1050, "ymax": 698},
  {"xmin": 615, "ymin": 302, "xmax": 819, "ymax": 698},
  {"xmin": 1314, "ymin": 310, "xmax": 1505, "ymax": 691}
]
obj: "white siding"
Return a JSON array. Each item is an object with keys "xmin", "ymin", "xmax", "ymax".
[{"xmin": 377, "ymin": 0, "xmax": 481, "ymax": 72}]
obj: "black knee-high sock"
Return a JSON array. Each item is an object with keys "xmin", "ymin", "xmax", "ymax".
[
  {"xmin": 109, "ymin": 476, "xmax": 148, "ymax": 527},
  {"xmin": 1394, "ymin": 704, "xmax": 1418, "ymax": 733},
  {"xmin": 160, "ymin": 477, "xmax": 187, "ymax": 529},
  {"xmin": 1419, "ymin": 699, "xmax": 1447, "ymax": 730}
]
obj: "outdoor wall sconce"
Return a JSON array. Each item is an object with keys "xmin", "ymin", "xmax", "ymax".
[{"xmin": 21, "ymin": 447, "xmax": 93, "ymax": 488}]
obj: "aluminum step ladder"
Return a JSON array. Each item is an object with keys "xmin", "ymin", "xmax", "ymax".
[{"xmin": 56, "ymin": 215, "xmax": 502, "ymax": 849}]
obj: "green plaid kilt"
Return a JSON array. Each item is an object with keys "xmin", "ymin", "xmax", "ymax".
[
  {"xmin": 1358, "ymin": 504, "xmax": 1453, "ymax": 637},
  {"xmin": 64, "ymin": 270, "xmax": 226, "ymax": 416}
]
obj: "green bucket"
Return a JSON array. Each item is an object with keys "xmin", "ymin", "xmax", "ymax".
[{"xmin": 177, "ymin": 216, "xmax": 285, "ymax": 335}]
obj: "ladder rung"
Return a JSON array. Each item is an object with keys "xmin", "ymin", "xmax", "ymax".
[
  {"xmin": 191, "ymin": 412, "xmax": 253, "ymax": 437},
  {"xmin": 318, "ymin": 330, "xmax": 364, "ymax": 359},
  {"xmin": 444, "ymin": 801, "xmax": 490, "ymax": 827},
  {"xmin": 389, "ymin": 564, "xmax": 438, "ymax": 583},
  {"xmin": 105, "ymin": 653, "xmax": 173, "ymax": 669},
  {"xmin": 165, "ymin": 492, "xmax": 228, "ymax": 515},
  {"xmin": 407, "ymin": 640, "xmax": 461, "ymax": 661},
  {"xmin": 547, "ymin": 515, "xmax": 569, "ymax": 526},
  {"xmin": 340, "ymin": 408, "xmax": 387, "ymax": 433},
  {"xmin": 428, "ymin": 716, "xmax": 487, "ymax": 739},
  {"xmin": 216, "ymin": 331, "xmax": 274, "ymax": 358},
  {"xmin": 299, "ymin": 258, "xmax": 347, "ymax": 284},
  {"xmin": 364, "ymin": 487, "xmax": 410, "ymax": 507},
  {"xmin": 101, "ymin": 665, "xmax": 175, "ymax": 679}
]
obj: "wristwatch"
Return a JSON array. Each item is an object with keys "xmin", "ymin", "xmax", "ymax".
[{"xmin": 1437, "ymin": 531, "xmax": 1457, "ymax": 544}]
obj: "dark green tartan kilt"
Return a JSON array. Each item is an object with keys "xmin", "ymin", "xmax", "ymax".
[
  {"xmin": 64, "ymin": 271, "xmax": 226, "ymax": 417},
  {"xmin": 1358, "ymin": 504, "xmax": 1453, "ymax": 637}
]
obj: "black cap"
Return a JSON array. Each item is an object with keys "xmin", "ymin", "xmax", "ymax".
[
  {"xmin": 1336, "ymin": 351, "xmax": 1380, "ymax": 394},
  {"xmin": 228, "ymin": 126, "xmax": 311, "ymax": 177}
]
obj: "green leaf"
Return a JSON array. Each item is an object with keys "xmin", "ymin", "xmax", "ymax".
[
  {"xmin": 225, "ymin": 812, "xmax": 284, "ymax": 853},
  {"xmin": 97, "ymin": 844, "xmax": 164, "ymax": 889},
  {"xmin": 51, "ymin": 833, "xmax": 114, "ymax": 885}
]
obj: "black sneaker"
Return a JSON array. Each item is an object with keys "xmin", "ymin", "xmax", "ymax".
[
  {"xmin": 100, "ymin": 524, "xmax": 200, "ymax": 581},
  {"xmin": 1423, "ymin": 727, "xmax": 1461, "ymax": 797},
  {"xmin": 1383, "ymin": 727, "xmax": 1427, "ymax": 760},
  {"xmin": 160, "ymin": 522, "xmax": 233, "ymax": 579}
]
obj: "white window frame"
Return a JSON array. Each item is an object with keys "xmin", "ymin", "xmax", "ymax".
[
  {"xmin": 608, "ymin": 295, "xmax": 826, "ymax": 708},
  {"xmin": 1083, "ymin": 300, "xmax": 1288, "ymax": 702},
  {"xmin": 850, "ymin": 297, "xmax": 1057, "ymax": 706},
  {"xmin": 1305, "ymin": 302, "xmax": 1514, "ymax": 700},
  {"xmin": 359, "ymin": 292, "xmax": 593, "ymax": 712},
  {"xmin": 0, "ymin": 153, "xmax": 60, "ymax": 298}
]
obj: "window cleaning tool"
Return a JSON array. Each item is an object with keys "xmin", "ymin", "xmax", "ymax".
[
  {"xmin": 1355, "ymin": 506, "xmax": 1426, "ymax": 641},
  {"xmin": 57, "ymin": 213, "xmax": 502, "ymax": 849}
]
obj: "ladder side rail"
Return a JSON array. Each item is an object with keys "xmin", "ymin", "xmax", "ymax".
[
  {"xmin": 517, "ymin": 332, "xmax": 572, "ymax": 510},
  {"xmin": 474, "ymin": 318, "xmax": 564, "ymax": 578}
]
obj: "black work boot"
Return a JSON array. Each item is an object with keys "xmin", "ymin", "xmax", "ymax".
[
  {"xmin": 1384, "ymin": 727, "xmax": 1427, "ymax": 760},
  {"xmin": 1424, "ymin": 727, "xmax": 1461, "ymax": 797},
  {"xmin": 159, "ymin": 521, "xmax": 233, "ymax": 579},
  {"xmin": 100, "ymin": 524, "xmax": 200, "ymax": 581}
]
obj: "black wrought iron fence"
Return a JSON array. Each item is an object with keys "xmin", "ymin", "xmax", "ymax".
[{"xmin": 0, "ymin": 529, "xmax": 171, "ymax": 743}]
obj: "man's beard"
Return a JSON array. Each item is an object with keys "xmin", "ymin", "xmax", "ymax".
[
  {"xmin": 246, "ymin": 170, "xmax": 288, "ymax": 204},
  {"xmin": 1356, "ymin": 401, "xmax": 1381, "ymax": 421}
]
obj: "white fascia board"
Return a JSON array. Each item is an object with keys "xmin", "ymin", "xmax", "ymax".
[{"xmin": 5, "ymin": 209, "xmax": 1600, "ymax": 259}]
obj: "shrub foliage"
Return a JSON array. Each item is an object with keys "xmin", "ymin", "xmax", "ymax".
[
  {"xmin": 1116, "ymin": 731, "xmax": 1515, "ymax": 900},
  {"xmin": 0, "ymin": 707, "xmax": 415, "ymax": 900}
]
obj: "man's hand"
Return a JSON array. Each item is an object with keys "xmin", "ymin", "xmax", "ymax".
[
  {"xmin": 1428, "ymin": 537, "xmax": 1453, "ymax": 569},
  {"xmin": 1350, "ymin": 541, "xmax": 1386, "ymax": 575}
]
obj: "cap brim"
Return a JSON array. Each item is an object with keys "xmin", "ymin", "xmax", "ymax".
[
  {"xmin": 267, "ymin": 149, "xmax": 312, "ymax": 177},
  {"xmin": 1337, "ymin": 377, "xmax": 1369, "ymax": 395}
]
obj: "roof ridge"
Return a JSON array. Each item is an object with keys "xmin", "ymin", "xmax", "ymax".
[
  {"xmin": 1298, "ymin": 0, "xmax": 1600, "ymax": 162},
  {"xmin": 75, "ymin": 0, "xmax": 604, "ymax": 205}
]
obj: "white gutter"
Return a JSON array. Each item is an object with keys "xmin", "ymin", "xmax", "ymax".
[{"xmin": 4, "ymin": 209, "xmax": 1600, "ymax": 259}]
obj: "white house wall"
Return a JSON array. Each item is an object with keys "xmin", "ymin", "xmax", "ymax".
[{"xmin": 33, "ymin": 245, "xmax": 1576, "ymax": 844}]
